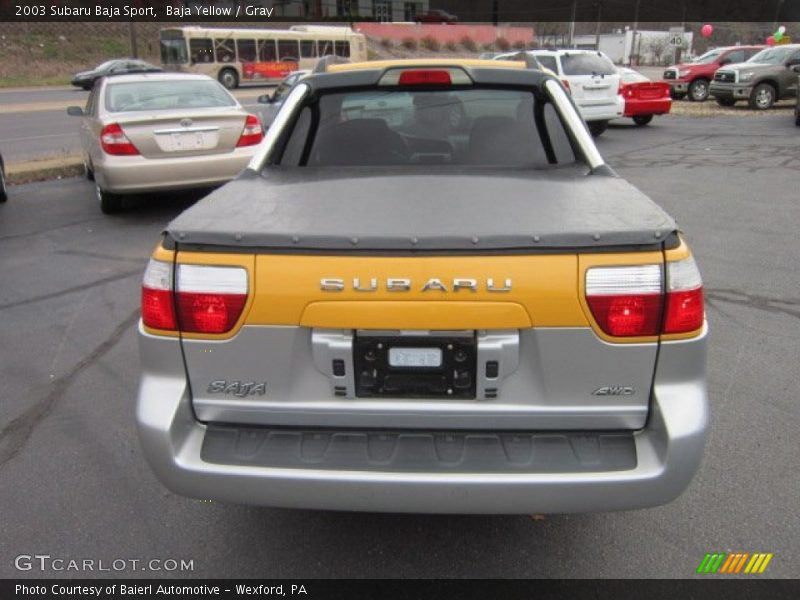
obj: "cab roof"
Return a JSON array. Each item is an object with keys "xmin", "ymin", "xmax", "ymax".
[{"xmin": 327, "ymin": 58, "xmax": 529, "ymax": 72}]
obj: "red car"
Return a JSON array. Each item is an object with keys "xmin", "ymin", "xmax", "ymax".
[
  {"xmin": 663, "ymin": 45, "xmax": 764, "ymax": 101},
  {"xmin": 618, "ymin": 68, "xmax": 672, "ymax": 126}
]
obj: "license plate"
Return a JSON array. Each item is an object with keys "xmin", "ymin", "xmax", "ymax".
[
  {"xmin": 388, "ymin": 347, "xmax": 442, "ymax": 368},
  {"xmin": 156, "ymin": 131, "xmax": 214, "ymax": 152}
]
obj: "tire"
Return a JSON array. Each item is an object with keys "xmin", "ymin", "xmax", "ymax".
[
  {"xmin": 0, "ymin": 165, "xmax": 7, "ymax": 203},
  {"xmin": 218, "ymin": 68, "xmax": 239, "ymax": 90},
  {"xmin": 632, "ymin": 115, "xmax": 653, "ymax": 126},
  {"xmin": 96, "ymin": 182, "xmax": 123, "ymax": 214},
  {"xmin": 716, "ymin": 97, "xmax": 736, "ymax": 107},
  {"xmin": 587, "ymin": 120, "xmax": 608, "ymax": 137},
  {"xmin": 688, "ymin": 79, "xmax": 710, "ymax": 101},
  {"xmin": 749, "ymin": 83, "xmax": 776, "ymax": 110}
]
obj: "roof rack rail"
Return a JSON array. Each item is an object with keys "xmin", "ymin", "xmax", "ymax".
[{"xmin": 312, "ymin": 55, "xmax": 351, "ymax": 74}]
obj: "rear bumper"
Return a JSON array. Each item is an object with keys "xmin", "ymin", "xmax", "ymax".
[
  {"xmin": 136, "ymin": 324, "xmax": 708, "ymax": 514},
  {"xmin": 623, "ymin": 98, "xmax": 672, "ymax": 117},
  {"xmin": 575, "ymin": 96, "xmax": 625, "ymax": 122},
  {"xmin": 709, "ymin": 82, "xmax": 752, "ymax": 100},
  {"xmin": 668, "ymin": 80, "xmax": 689, "ymax": 94},
  {"xmin": 95, "ymin": 147, "xmax": 257, "ymax": 194}
]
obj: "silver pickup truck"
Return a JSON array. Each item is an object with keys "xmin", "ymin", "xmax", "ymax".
[{"xmin": 136, "ymin": 58, "xmax": 708, "ymax": 514}]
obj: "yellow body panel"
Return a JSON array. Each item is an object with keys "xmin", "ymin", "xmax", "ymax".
[{"xmin": 248, "ymin": 254, "xmax": 584, "ymax": 329}]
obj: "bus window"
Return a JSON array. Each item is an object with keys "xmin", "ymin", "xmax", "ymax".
[
  {"xmin": 258, "ymin": 39, "xmax": 277, "ymax": 62},
  {"xmin": 237, "ymin": 39, "xmax": 256, "ymax": 63},
  {"xmin": 334, "ymin": 40, "xmax": 350, "ymax": 57},
  {"xmin": 300, "ymin": 40, "xmax": 316, "ymax": 58},
  {"xmin": 319, "ymin": 40, "xmax": 334, "ymax": 57},
  {"xmin": 189, "ymin": 38, "xmax": 213, "ymax": 64},
  {"xmin": 160, "ymin": 31, "xmax": 188, "ymax": 64},
  {"xmin": 215, "ymin": 38, "xmax": 235, "ymax": 63},
  {"xmin": 278, "ymin": 40, "xmax": 299, "ymax": 62}
]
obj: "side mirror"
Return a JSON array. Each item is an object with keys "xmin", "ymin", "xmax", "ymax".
[
  {"xmin": 792, "ymin": 64, "xmax": 800, "ymax": 74},
  {"xmin": 66, "ymin": 106, "xmax": 84, "ymax": 116},
  {"xmin": 257, "ymin": 94, "xmax": 273, "ymax": 104},
  {"xmin": 786, "ymin": 60, "xmax": 800, "ymax": 69}
]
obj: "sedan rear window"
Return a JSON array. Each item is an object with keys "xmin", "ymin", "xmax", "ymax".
[
  {"xmin": 560, "ymin": 53, "xmax": 616, "ymax": 76},
  {"xmin": 105, "ymin": 80, "xmax": 236, "ymax": 112},
  {"xmin": 282, "ymin": 88, "xmax": 574, "ymax": 168}
]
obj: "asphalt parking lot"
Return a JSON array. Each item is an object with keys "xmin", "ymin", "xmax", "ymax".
[{"xmin": 0, "ymin": 114, "xmax": 798, "ymax": 579}]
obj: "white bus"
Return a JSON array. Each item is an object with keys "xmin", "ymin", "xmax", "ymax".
[{"xmin": 159, "ymin": 26, "xmax": 368, "ymax": 89}]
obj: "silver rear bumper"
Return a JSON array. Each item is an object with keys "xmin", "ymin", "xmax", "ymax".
[{"xmin": 136, "ymin": 323, "xmax": 708, "ymax": 514}]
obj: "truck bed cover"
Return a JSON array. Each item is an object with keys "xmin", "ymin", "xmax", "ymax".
[{"xmin": 165, "ymin": 166, "xmax": 677, "ymax": 251}]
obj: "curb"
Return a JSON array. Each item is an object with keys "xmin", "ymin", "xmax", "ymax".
[{"xmin": 6, "ymin": 156, "xmax": 84, "ymax": 185}]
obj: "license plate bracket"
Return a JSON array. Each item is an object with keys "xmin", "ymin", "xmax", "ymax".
[{"xmin": 354, "ymin": 335, "xmax": 476, "ymax": 399}]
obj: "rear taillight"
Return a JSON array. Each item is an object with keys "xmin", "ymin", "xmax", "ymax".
[
  {"xmin": 236, "ymin": 114, "xmax": 264, "ymax": 147},
  {"xmin": 142, "ymin": 259, "xmax": 176, "ymax": 330},
  {"xmin": 141, "ymin": 260, "xmax": 248, "ymax": 334},
  {"xmin": 664, "ymin": 256, "xmax": 704, "ymax": 333},
  {"xmin": 398, "ymin": 69, "xmax": 452, "ymax": 85},
  {"xmin": 100, "ymin": 123, "xmax": 139, "ymax": 156},
  {"xmin": 585, "ymin": 258, "xmax": 704, "ymax": 338},
  {"xmin": 586, "ymin": 265, "xmax": 663, "ymax": 337}
]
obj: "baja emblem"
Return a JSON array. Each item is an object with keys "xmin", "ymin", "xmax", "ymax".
[
  {"xmin": 207, "ymin": 380, "xmax": 267, "ymax": 397},
  {"xmin": 592, "ymin": 386, "xmax": 635, "ymax": 396}
]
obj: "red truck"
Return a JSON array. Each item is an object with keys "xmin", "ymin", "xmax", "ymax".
[{"xmin": 663, "ymin": 45, "xmax": 764, "ymax": 101}]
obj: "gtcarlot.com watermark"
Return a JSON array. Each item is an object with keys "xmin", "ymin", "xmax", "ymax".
[{"xmin": 14, "ymin": 554, "xmax": 194, "ymax": 573}]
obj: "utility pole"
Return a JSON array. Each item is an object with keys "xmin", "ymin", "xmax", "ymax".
[
  {"xmin": 594, "ymin": 1, "xmax": 603, "ymax": 51},
  {"xmin": 628, "ymin": 0, "xmax": 640, "ymax": 65},
  {"xmin": 128, "ymin": 22, "xmax": 138, "ymax": 59},
  {"xmin": 568, "ymin": 0, "xmax": 577, "ymax": 48}
]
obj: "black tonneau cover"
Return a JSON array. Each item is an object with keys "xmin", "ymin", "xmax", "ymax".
[{"xmin": 165, "ymin": 167, "xmax": 677, "ymax": 251}]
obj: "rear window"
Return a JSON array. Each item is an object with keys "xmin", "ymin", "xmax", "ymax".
[
  {"xmin": 279, "ymin": 88, "xmax": 575, "ymax": 168},
  {"xmin": 105, "ymin": 80, "xmax": 236, "ymax": 112},
  {"xmin": 560, "ymin": 53, "xmax": 616, "ymax": 76}
]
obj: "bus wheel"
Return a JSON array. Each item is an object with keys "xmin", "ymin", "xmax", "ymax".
[{"xmin": 218, "ymin": 68, "xmax": 239, "ymax": 90}]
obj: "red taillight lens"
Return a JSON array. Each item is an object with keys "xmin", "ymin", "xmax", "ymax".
[
  {"xmin": 140, "ymin": 260, "xmax": 248, "ymax": 334},
  {"xmin": 100, "ymin": 123, "xmax": 139, "ymax": 156},
  {"xmin": 586, "ymin": 294, "xmax": 663, "ymax": 337},
  {"xmin": 398, "ymin": 69, "xmax": 452, "ymax": 85},
  {"xmin": 236, "ymin": 114, "xmax": 264, "ymax": 147},
  {"xmin": 176, "ymin": 292, "xmax": 247, "ymax": 334},
  {"xmin": 664, "ymin": 288, "xmax": 704, "ymax": 333}
]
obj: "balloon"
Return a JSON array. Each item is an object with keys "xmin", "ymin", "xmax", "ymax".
[
  {"xmin": 766, "ymin": 36, "xmax": 776, "ymax": 46},
  {"xmin": 701, "ymin": 24, "xmax": 713, "ymax": 38},
  {"xmin": 774, "ymin": 31, "xmax": 783, "ymax": 42},
  {"xmin": 778, "ymin": 26, "xmax": 786, "ymax": 34}
]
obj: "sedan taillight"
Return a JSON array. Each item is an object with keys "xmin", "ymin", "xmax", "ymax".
[
  {"xmin": 141, "ymin": 260, "xmax": 248, "ymax": 334},
  {"xmin": 236, "ymin": 114, "xmax": 264, "ymax": 147},
  {"xmin": 100, "ymin": 123, "xmax": 139, "ymax": 156}
]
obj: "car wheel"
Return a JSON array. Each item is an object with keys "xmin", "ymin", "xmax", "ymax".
[
  {"xmin": 587, "ymin": 120, "xmax": 608, "ymax": 137},
  {"xmin": 632, "ymin": 115, "xmax": 653, "ymax": 126},
  {"xmin": 0, "ymin": 165, "xmax": 7, "ymax": 203},
  {"xmin": 96, "ymin": 183, "xmax": 123, "ymax": 214},
  {"xmin": 218, "ymin": 68, "xmax": 239, "ymax": 90},
  {"xmin": 749, "ymin": 83, "xmax": 776, "ymax": 110},
  {"xmin": 716, "ymin": 97, "xmax": 736, "ymax": 107},
  {"xmin": 688, "ymin": 79, "xmax": 710, "ymax": 102}
]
